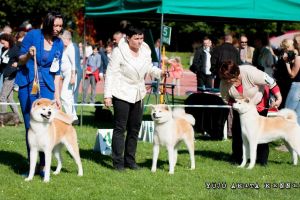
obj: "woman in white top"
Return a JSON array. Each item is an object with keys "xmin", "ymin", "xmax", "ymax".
[
  {"xmin": 60, "ymin": 30, "xmax": 78, "ymax": 123},
  {"xmin": 104, "ymin": 25, "xmax": 162, "ymax": 171}
]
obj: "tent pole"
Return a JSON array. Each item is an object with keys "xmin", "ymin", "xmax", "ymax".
[
  {"xmin": 159, "ymin": 13, "xmax": 164, "ymax": 66},
  {"xmin": 80, "ymin": 8, "xmax": 87, "ymax": 128},
  {"xmin": 159, "ymin": 13, "xmax": 165, "ymax": 103}
]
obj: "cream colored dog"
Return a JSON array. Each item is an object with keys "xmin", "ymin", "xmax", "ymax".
[
  {"xmin": 150, "ymin": 104, "xmax": 195, "ymax": 174},
  {"xmin": 25, "ymin": 98, "xmax": 83, "ymax": 182},
  {"xmin": 233, "ymin": 98, "xmax": 300, "ymax": 169}
]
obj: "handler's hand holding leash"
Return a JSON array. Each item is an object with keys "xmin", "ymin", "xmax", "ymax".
[
  {"xmin": 104, "ymin": 98, "xmax": 112, "ymax": 107},
  {"xmin": 270, "ymin": 98, "xmax": 282, "ymax": 109},
  {"xmin": 28, "ymin": 46, "xmax": 36, "ymax": 57}
]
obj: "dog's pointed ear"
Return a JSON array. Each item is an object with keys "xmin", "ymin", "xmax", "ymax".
[
  {"xmin": 51, "ymin": 100, "xmax": 60, "ymax": 109},
  {"xmin": 237, "ymin": 96, "xmax": 249, "ymax": 103},
  {"xmin": 149, "ymin": 104, "xmax": 155, "ymax": 110},
  {"xmin": 166, "ymin": 104, "xmax": 172, "ymax": 111},
  {"xmin": 31, "ymin": 99, "xmax": 40, "ymax": 109},
  {"xmin": 244, "ymin": 97, "xmax": 251, "ymax": 103},
  {"xmin": 54, "ymin": 110, "xmax": 73, "ymax": 124}
]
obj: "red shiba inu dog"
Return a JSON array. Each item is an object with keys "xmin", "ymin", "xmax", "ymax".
[
  {"xmin": 150, "ymin": 104, "xmax": 195, "ymax": 174},
  {"xmin": 25, "ymin": 98, "xmax": 83, "ymax": 182},
  {"xmin": 233, "ymin": 98, "xmax": 300, "ymax": 169}
]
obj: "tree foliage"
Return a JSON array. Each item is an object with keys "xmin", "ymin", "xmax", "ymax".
[
  {"xmin": 0, "ymin": 0, "xmax": 84, "ymax": 29},
  {"xmin": 1, "ymin": 0, "xmax": 300, "ymax": 51}
]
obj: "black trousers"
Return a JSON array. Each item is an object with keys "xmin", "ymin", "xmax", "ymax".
[
  {"xmin": 196, "ymin": 72, "xmax": 213, "ymax": 91},
  {"xmin": 231, "ymin": 109, "xmax": 269, "ymax": 165},
  {"xmin": 111, "ymin": 97, "xmax": 143, "ymax": 168}
]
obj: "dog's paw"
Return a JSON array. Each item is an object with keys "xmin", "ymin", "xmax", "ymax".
[
  {"xmin": 247, "ymin": 166, "xmax": 254, "ymax": 170},
  {"xmin": 168, "ymin": 171, "xmax": 174, "ymax": 175},
  {"xmin": 78, "ymin": 172, "xmax": 83, "ymax": 176},
  {"xmin": 53, "ymin": 171, "xmax": 60, "ymax": 175},
  {"xmin": 238, "ymin": 162, "xmax": 247, "ymax": 168},
  {"xmin": 43, "ymin": 178, "xmax": 50, "ymax": 183},
  {"xmin": 24, "ymin": 177, "xmax": 33, "ymax": 182},
  {"xmin": 151, "ymin": 167, "xmax": 157, "ymax": 173}
]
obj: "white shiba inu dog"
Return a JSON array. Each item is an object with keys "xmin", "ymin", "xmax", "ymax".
[
  {"xmin": 150, "ymin": 104, "xmax": 195, "ymax": 174},
  {"xmin": 233, "ymin": 98, "xmax": 300, "ymax": 169},
  {"xmin": 25, "ymin": 98, "xmax": 83, "ymax": 182}
]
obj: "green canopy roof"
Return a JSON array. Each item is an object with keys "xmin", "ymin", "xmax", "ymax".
[{"xmin": 85, "ymin": 0, "xmax": 300, "ymax": 21}]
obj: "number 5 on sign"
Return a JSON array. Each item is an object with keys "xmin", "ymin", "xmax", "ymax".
[{"xmin": 162, "ymin": 25, "xmax": 172, "ymax": 45}]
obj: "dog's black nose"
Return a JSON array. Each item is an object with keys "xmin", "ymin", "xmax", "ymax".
[
  {"xmin": 153, "ymin": 113, "xmax": 156, "ymax": 118},
  {"xmin": 48, "ymin": 111, "xmax": 51, "ymax": 115}
]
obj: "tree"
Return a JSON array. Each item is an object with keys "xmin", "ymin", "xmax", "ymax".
[{"xmin": 0, "ymin": 0, "xmax": 84, "ymax": 30}]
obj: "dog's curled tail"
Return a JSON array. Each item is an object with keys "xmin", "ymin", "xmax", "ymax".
[
  {"xmin": 172, "ymin": 107, "xmax": 195, "ymax": 126},
  {"xmin": 172, "ymin": 107, "xmax": 185, "ymax": 118},
  {"xmin": 277, "ymin": 108, "xmax": 298, "ymax": 122},
  {"xmin": 184, "ymin": 114, "xmax": 196, "ymax": 126}
]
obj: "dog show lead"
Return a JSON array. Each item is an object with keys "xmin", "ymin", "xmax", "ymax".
[
  {"xmin": 218, "ymin": 60, "xmax": 282, "ymax": 166},
  {"xmin": 16, "ymin": 11, "xmax": 64, "ymax": 177}
]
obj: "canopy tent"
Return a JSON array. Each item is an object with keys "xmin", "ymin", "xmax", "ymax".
[
  {"xmin": 85, "ymin": 0, "xmax": 300, "ymax": 56},
  {"xmin": 85, "ymin": 0, "xmax": 300, "ymax": 22}
]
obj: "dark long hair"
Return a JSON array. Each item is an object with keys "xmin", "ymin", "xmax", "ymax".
[
  {"xmin": 218, "ymin": 60, "xmax": 240, "ymax": 80},
  {"xmin": 0, "ymin": 33, "xmax": 15, "ymax": 48},
  {"xmin": 41, "ymin": 11, "xmax": 63, "ymax": 35}
]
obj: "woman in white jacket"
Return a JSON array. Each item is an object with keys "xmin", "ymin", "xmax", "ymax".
[{"xmin": 104, "ymin": 25, "xmax": 162, "ymax": 171}]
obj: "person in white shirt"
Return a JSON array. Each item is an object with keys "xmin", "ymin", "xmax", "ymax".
[
  {"xmin": 104, "ymin": 25, "xmax": 163, "ymax": 171},
  {"xmin": 60, "ymin": 30, "xmax": 78, "ymax": 124}
]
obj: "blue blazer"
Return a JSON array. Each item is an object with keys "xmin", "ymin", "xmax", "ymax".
[{"xmin": 15, "ymin": 29, "xmax": 64, "ymax": 91}]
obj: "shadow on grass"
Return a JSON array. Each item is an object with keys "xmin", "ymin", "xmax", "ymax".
[
  {"xmin": 79, "ymin": 113, "xmax": 114, "ymax": 129},
  {"xmin": 0, "ymin": 150, "xmax": 28, "ymax": 174},
  {"xmin": 194, "ymin": 150, "xmax": 231, "ymax": 162},
  {"xmin": 79, "ymin": 149, "xmax": 113, "ymax": 169},
  {"xmin": 139, "ymin": 158, "xmax": 168, "ymax": 170},
  {"xmin": 79, "ymin": 149, "xmax": 170, "ymax": 170},
  {"xmin": 139, "ymin": 148, "xmax": 231, "ymax": 170}
]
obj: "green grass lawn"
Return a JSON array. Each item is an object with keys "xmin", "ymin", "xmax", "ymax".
[{"xmin": 1, "ymin": 95, "xmax": 300, "ymax": 199}]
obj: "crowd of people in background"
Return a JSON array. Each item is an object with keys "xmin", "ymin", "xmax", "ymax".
[
  {"xmin": 1, "ymin": 22, "xmax": 300, "ymax": 119},
  {"xmin": 190, "ymin": 32, "xmax": 300, "ymax": 111},
  {"xmin": 0, "ymin": 21, "xmax": 298, "ymax": 114}
]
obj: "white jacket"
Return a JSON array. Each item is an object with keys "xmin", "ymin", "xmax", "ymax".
[{"xmin": 104, "ymin": 39, "xmax": 162, "ymax": 103}]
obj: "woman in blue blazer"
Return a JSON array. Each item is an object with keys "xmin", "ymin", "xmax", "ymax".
[{"xmin": 16, "ymin": 11, "xmax": 64, "ymax": 175}]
